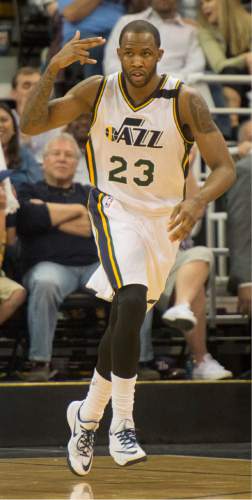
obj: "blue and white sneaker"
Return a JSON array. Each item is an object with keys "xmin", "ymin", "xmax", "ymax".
[
  {"xmin": 109, "ymin": 419, "xmax": 147, "ymax": 466},
  {"xmin": 67, "ymin": 400, "xmax": 98, "ymax": 476}
]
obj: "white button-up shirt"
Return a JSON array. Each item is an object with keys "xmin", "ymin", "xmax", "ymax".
[{"xmin": 103, "ymin": 7, "xmax": 205, "ymax": 80}]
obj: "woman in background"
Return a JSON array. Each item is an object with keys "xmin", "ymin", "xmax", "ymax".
[
  {"xmin": 197, "ymin": 0, "xmax": 251, "ymax": 135},
  {"xmin": 0, "ymin": 103, "xmax": 42, "ymax": 191}
]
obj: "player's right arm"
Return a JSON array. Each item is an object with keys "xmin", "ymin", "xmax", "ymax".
[{"xmin": 20, "ymin": 31, "xmax": 105, "ymax": 135}]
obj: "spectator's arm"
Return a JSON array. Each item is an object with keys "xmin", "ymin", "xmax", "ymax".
[
  {"xmin": 198, "ymin": 28, "xmax": 247, "ymax": 73},
  {"xmin": 18, "ymin": 201, "xmax": 87, "ymax": 235},
  {"xmin": 61, "ymin": 0, "xmax": 101, "ymax": 23},
  {"xmin": 237, "ymin": 141, "xmax": 252, "ymax": 158},
  {"xmin": 16, "ymin": 202, "xmax": 52, "ymax": 235},
  {"xmin": 46, "ymin": 202, "xmax": 86, "ymax": 226},
  {"xmin": 58, "ymin": 211, "xmax": 92, "ymax": 237}
]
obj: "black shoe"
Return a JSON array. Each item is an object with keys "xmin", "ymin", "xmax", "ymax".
[
  {"xmin": 16, "ymin": 362, "xmax": 58, "ymax": 382},
  {"xmin": 138, "ymin": 362, "xmax": 160, "ymax": 381}
]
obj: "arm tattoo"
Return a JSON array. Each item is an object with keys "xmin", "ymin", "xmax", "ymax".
[
  {"xmin": 189, "ymin": 94, "xmax": 217, "ymax": 134},
  {"xmin": 20, "ymin": 66, "xmax": 57, "ymax": 131}
]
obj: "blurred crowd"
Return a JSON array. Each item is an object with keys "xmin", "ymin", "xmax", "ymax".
[{"xmin": 0, "ymin": 0, "xmax": 251, "ymax": 382}]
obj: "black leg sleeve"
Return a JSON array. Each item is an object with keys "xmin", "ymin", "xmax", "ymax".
[{"xmin": 112, "ymin": 284, "xmax": 147, "ymax": 378}]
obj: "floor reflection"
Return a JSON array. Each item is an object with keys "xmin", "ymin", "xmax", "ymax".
[{"xmin": 69, "ymin": 482, "xmax": 94, "ymax": 500}]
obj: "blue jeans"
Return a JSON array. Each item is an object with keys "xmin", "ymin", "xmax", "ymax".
[
  {"xmin": 139, "ymin": 309, "xmax": 154, "ymax": 363},
  {"xmin": 23, "ymin": 261, "xmax": 99, "ymax": 362}
]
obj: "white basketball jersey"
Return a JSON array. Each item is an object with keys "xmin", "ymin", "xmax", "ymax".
[{"xmin": 85, "ymin": 72, "xmax": 194, "ymax": 216}]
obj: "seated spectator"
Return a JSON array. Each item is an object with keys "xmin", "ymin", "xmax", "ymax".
[
  {"xmin": 0, "ymin": 172, "xmax": 26, "ymax": 326},
  {"xmin": 197, "ymin": 0, "xmax": 252, "ymax": 134},
  {"xmin": 10, "ymin": 66, "xmax": 62, "ymax": 163},
  {"xmin": 0, "ymin": 103, "xmax": 43, "ymax": 192},
  {"xmin": 139, "ymin": 168, "xmax": 233, "ymax": 380},
  {"xmin": 140, "ymin": 245, "xmax": 233, "ymax": 380},
  {"xmin": 103, "ymin": 0, "xmax": 206, "ymax": 80},
  {"xmin": 58, "ymin": 0, "xmax": 126, "ymax": 78},
  {"xmin": 15, "ymin": 133, "xmax": 100, "ymax": 382},
  {"xmin": 226, "ymin": 119, "xmax": 252, "ymax": 317}
]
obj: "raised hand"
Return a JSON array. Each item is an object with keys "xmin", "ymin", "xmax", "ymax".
[{"xmin": 50, "ymin": 31, "xmax": 106, "ymax": 71}]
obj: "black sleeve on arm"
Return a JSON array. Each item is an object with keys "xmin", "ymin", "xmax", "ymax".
[
  {"xmin": 16, "ymin": 203, "xmax": 52, "ymax": 236},
  {"xmin": 16, "ymin": 183, "xmax": 52, "ymax": 236}
]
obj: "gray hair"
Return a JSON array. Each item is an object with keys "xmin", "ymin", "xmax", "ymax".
[{"xmin": 43, "ymin": 132, "xmax": 81, "ymax": 160}]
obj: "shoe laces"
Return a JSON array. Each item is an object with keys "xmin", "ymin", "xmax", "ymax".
[
  {"xmin": 115, "ymin": 427, "xmax": 137, "ymax": 449},
  {"xmin": 77, "ymin": 428, "xmax": 95, "ymax": 457}
]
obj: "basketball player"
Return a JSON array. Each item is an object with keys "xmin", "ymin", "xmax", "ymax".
[{"xmin": 20, "ymin": 21, "xmax": 235, "ymax": 475}]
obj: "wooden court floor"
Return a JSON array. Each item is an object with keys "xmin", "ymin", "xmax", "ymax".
[{"xmin": 0, "ymin": 454, "xmax": 250, "ymax": 500}]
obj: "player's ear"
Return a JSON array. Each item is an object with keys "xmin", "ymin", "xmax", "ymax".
[{"xmin": 158, "ymin": 49, "xmax": 164, "ymax": 62}]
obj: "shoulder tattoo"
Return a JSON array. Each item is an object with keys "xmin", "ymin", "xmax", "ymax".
[{"xmin": 189, "ymin": 94, "xmax": 217, "ymax": 134}]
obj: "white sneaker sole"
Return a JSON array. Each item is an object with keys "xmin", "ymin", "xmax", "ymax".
[
  {"xmin": 109, "ymin": 446, "xmax": 147, "ymax": 466},
  {"xmin": 67, "ymin": 400, "xmax": 93, "ymax": 476},
  {"xmin": 162, "ymin": 313, "xmax": 197, "ymax": 332},
  {"xmin": 193, "ymin": 371, "xmax": 233, "ymax": 380}
]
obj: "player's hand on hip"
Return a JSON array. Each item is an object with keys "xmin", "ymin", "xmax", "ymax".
[
  {"xmin": 168, "ymin": 198, "xmax": 205, "ymax": 242},
  {"xmin": 50, "ymin": 31, "xmax": 106, "ymax": 71}
]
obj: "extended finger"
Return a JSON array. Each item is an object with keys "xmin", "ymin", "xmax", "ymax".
[
  {"xmin": 85, "ymin": 58, "xmax": 98, "ymax": 65},
  {"xmin": 79, "ymin": 58, "xmax": 97, "ymax": 65},
  {"xmin": 168, "ymin": 213, "xmax": 183, "ymax": 231},
  {"xmin": 169, "ymin": 228, "xmax": 183, "ymax": 242},
  {"xmin": 169, "ymin": 227, "xmax": 186, "ymax": 242},
  {"xmin": 74, "ymin": 37, "xmax": 106, "ymax": 48},
  {"xmin": 169, "ymin": 223, "xmax": 191, "ymax": 242}
]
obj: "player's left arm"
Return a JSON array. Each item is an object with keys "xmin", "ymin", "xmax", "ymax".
[{"xmin": 168, "ymin": 85, "xmax": 236, "ymax": 242}]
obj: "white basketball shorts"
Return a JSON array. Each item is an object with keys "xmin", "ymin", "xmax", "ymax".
[{"xmin": 86, "ymin": 187, "xmax": 179, "ymax": 309}]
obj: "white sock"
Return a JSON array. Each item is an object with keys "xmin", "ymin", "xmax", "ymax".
[
  {"xmin": 110, "ymin": 372, "xmax": 137, "ymax": 432},
  {"xmin": 79, "ymin": 369, "xmax": 112, "ymax": 423}
]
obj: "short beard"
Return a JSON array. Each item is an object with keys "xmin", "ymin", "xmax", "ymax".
[{"xmin": 122, "ymin": 63, "xmax": 157, "ymax": 88}]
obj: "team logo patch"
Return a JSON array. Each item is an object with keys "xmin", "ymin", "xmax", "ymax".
[
  {"xmin": 105, "ymin": 117, "xmax": 163, "ymax": 149},
  {"xmin": 103, "ymin": 195, "xmax": 113, "ymax": 209}
]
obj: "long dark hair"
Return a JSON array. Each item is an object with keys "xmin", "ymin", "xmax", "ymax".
[{"xmin": 0, "ymin": 102, "xmax": 21, "ymax": 169}]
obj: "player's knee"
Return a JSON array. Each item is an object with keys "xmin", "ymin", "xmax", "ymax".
[{"xmin": 117, "ymin": 284, "xmax": 147, "ymax": 321}]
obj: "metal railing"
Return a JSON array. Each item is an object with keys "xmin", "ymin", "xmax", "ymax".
[
  {"xmin": 188, "ymin": 73, "xmax": 251, "ymax": 326},
  {"xmin": 187, "ymin": 73, "xmax": 252, "ymax": 85},
  {"xmin": 187, "ymin": 72, "xmax": 252, "ymax": 115}
]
